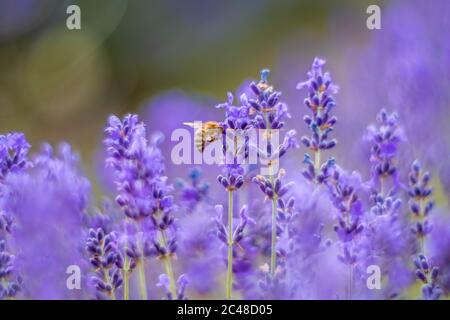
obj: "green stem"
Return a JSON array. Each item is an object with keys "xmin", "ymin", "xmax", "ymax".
[
  {"xmin": 123, "ymin": 255, "xmax": 129, "ymax": 300},
  {"xmin": 264, "ymin": 112, "xmax": 278, "ymax": 277},
  {"xmin": 314, "ymin": 149, "xmax": 321, "ymax": 186},
  {"xmin": 134, "ymin": 222, "xmax": 148, "ymax": 300},
  {"xmin": 137, "ymin": 259, "xmax": 148, "ymax": 300},
  {"xmin": 314, "ymin": 149, "xmax": 321, "ymax": 177},
  {"xmin": 348, "ymin": 264, "xmax": 353, "ymax": 300},
  {"xmin": 380, "ymin": 176, "xmax": 385, "ymax": 198},
  {"xmin": 270, "ymin": 194, "xmax": 278, "ymax": 276},
  {"xmin": 103, "ymin": 269, "xmax": 116, "ymax": 300},
  {"xmin": 160, "ymin": 231, "xmax": 177, "ymax": 299},
  {"xmin": 226, "ymin": 190, "xmax": 234, "ymax": 300},
  {"xmin": 268, "ymin": 163, "xmax": 278, "ymax": 277}
]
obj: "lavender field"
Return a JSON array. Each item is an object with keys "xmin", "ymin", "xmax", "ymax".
[{"xmin": 0, "ymin": 0, "xmax": 450, "ymax": 300}]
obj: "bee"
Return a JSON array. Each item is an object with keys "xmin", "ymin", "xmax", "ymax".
[{"xmin": 183, "ymin": 121, "xmax": 224, "ymax": 153}]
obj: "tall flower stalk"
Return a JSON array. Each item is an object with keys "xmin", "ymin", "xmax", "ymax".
[
  {"xmin": 6, "ymin": 142, "xmax": 90, "ymax": 299},
  {"xmin": 297, "ymin": 58, "xmax": 338, "ymax": 185},
  {"xmin": 105, "ymin": 114, "xmax": 182, "ymax": 300},
  {"xmin": 326, "ymin": 168, "xmax": 364, "ymax": 299},
  {"xmin": 246, "ymin": 69, "xmax": 297, "ymax": 277},
  {"xmin": 105, "ymin": 114, "xmax": 149, "ymax": 299},
  {"xmin": 215, "ymin": 92, "xmax": 250, "ymax": 299},
  {"xmin": 408, "ymin": 160, "xmax": 442, "ymax": 299},
  {"xmin": 253, "ymin": 168, "xmax": 295, "ymax": 291},
  {"xmin": 149, "ymin": 174, "xmax": 180, "ymax": 300},
  {"xmin": 364, "ymin": 109, "xmax": 409, "ymax": 298},
  {"xmin": 215, "ymin": 203, "xmax": 249, "ymax": 299},
  {"xmin": 365, "ymin": 109, "xmax": 405, "ymax": 200}
]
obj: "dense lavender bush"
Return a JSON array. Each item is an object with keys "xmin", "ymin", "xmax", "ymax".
[{"xmin": 0, "ymin": 52, "xmax": 449, "ymax": 300}]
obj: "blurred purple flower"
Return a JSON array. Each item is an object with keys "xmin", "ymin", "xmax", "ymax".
[{"xmin": 6, "ymin": 142, "xmax": 90, "ymax": 299}]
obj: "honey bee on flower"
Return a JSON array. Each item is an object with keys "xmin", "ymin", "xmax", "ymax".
[{"xmin": 183, "ymin": 121, "xmax": 224, "ymax": 153}]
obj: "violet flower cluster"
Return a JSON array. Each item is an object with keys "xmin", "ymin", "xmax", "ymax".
[
  {"xmin": 0, "ymin": 133, "xmax": 29, "ymax": 299},
  {"xmin": 362, "ymin": 110, "xmax": 414, "ymax": 298},
  {"xmin": 86, "ymin": 228, "xmax": 123, "ymax": 299},
  {"xmin": 326, "ymin": 167, "xmax": 365, "ymax": 299},
  {"xmin": 297, "ymin": 58, "xmax": 338, "ymax": 184},
  {"xmin": 214, "ymin": 89, "xmax": 253, "ymax": 299},
  {"xmin": 408, "ymin": 161, "xmax": 442, "ymax": 299},
  {"xmin": 247, "ymin": 69, "xmax": 297, "ymax": 280},
  {"xmin": 1, "ymin": 55, "xmax": 450, "ymax": 301},
  {"xmin": 105, "ymin": 114, "xmax": 183, "ymax": 300},
  {"xmin": 175, "ymin": 168, "xmax": 209, "ymax": 214}
]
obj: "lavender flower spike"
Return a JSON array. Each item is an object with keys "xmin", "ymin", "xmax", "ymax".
[
  {"xmin": 0, "ymin": 240, "xmax": 21, "ymax": 299},
  {"xmin": 363, "ymin": 110, "xmax": 410, "ymax": 298},
  {"xmin": 247, "ymin": 69, "xmax": 297, "ymax": 277},
  {"xmin": 408, "ymin": 160, "xmax": 441, "ymax": 300},
  {"xmin": 365, "ymin": 109, "xmax": 405, "ymax": 195},
  {"xmin": 105, "ymin": 114, "xmax": 149, "ymax": 299},
  {"xmin": 214, "ymin": 90, "xmax": 252, "ymax": 299},
  {"xmin": 105, "ymin": 114, "xmax": 182, "ymax": 300},
  {"xmin": 86, "ymin": 228, "xmax": 123, "ymax": 300},
  {"xmin": 0, "ymin": 132, "xmax": 30, "ymax": 299},
  {"xmin": 327, "ymin": 166, "xmax": 365, "ymax": 299},
  {"xmin": 0, "ymin": 132, "xmax": 31, "ymax": 180},
  {"xmin": 6, "ymin": 142, "xmax": 90, "ymax": 299},
  {"xmin": 297, "ymin": 57, "xmax": 338, "ymax": 184}
]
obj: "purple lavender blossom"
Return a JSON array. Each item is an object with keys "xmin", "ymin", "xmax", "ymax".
[
  {"xmin": 362, "ymin": 110, "xmax": 413, "ymax": 298},
  {"xmin": 244, "ymin": 69, "xmax": 298, "ymax": 162},
  {"xmin": 215, "ymin": 204, "xmax": 249, "ymax": 249},
  {"xmin": 175, "ymin": 168, "xmax": 209, "ymax": 214},
  {"xmin": 429, "ymin": 216, "xmax": 450, "ymax": 295},
  {"xmin": 216, "ymin": 92, "xmax": 251, "ymax": 193},
  {"xmin": 327, "ymin": 168, "xmax": 364, "ymax": 244},
  {"xmin": 326, "ymin": 167, "xmax": 365, "ymax": 299},
  {"xmin": 0, "ymin": 240, "xmax": 21, "ymax": 299},
  {"xmin": 246, "ymin": 69, "xmax": 297, "ymax": 279},
  {"xmin": 0, "ymin": 132, "xmax": 31, "ymax": 237},
  {"xmin": 407, "ymin": 160, "xmax": 442, "ymax": 300},
  {"xmin": 254, "ymin": 170, "xmax": 298, "ymax": 300},
  {"xmin": 157, "ymin": 273, "xmax": 188, "ymax": 300},
  {"xmin": 86, "ymin": 228, "xmax": 123, "ymax": 300},
  {"xmin": 253, "ymin": 169, "xmax": 295, "ymax": 202},
  {"xmin": 104, "ymin": 114, "xmax": 163, "ymax": 221},
  {"xmin": 6, "ymin": 143, "xmax": 90, "ymax": 299},
  {"xmin": 408, "ymin": 161, "xmax": 434, "ymax": 249},
  {"xmin": 105, "ymin": 114, "xmax": 182, "ymax": 300},
  {"xmin": 414, "ymin": 254, "xmax": 441, "ymax": 300},
  {"xmin": 343, "ymin": 0, "xmax": 450, "ymax": 199},
  {"xmin": 214, "ymin": 90, "xmax": 254, "ymax": 299},
  {"xmin": 297, "ymin": 58, "xmax": 338, "ymax": 184},
  {"xmin": 0, "ymin": 133, "xmax": 31, "ymax": 181},
  {"xmin": 0, "ymin": 132, "xmax": 30, "ymax": 299},
  {"xmin": 177, "ymin": 204, "xmax": 222, "ymax": 297},
  {"xmin": 364, "ymin": 109, "xmax": 405, "ymax": 195},
  {"xmin": 214, "ymin": 201, "xmax": 250, "ymax": 299}
]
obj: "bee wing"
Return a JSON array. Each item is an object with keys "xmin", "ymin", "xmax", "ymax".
[{"xmin": 183, "ymin": 122, "xmax": 200, "ymax": 128}]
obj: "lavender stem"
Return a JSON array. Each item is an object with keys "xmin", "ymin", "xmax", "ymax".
[
  {"xmin": 160, "ymin": 231, "xmax": 177, "ymax": 298},
  {"xmin": 123, "ymin": 255, "xmax": 129, "ymax": 300},
  {"xmin": 137, "ymin": 259, "xmax": 148, "ymax": 300},
  {"xmin": 226, "ymin": 189, "xmax": 234, "ymax": 299}
]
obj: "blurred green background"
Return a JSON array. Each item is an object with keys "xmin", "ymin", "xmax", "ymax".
[{"xmin": 0, "ymin": 0, "xmax": 385, "ymax": 178}]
